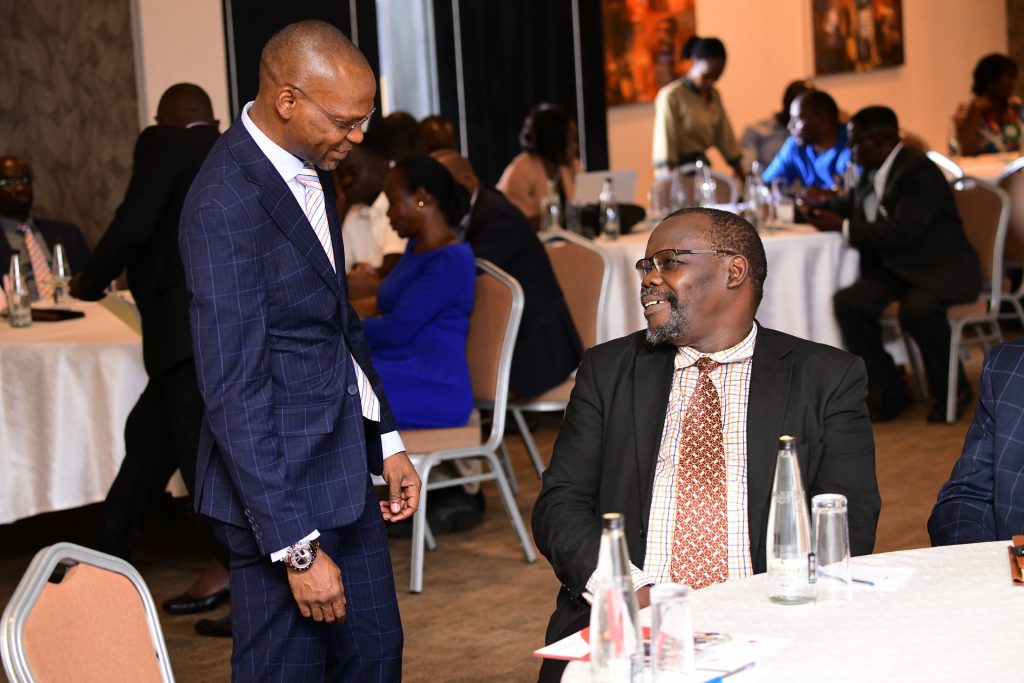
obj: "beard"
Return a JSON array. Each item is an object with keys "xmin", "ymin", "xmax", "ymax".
[{"xmin": 643, "ymin": 285, "xmax": 688, "ymax": 346}]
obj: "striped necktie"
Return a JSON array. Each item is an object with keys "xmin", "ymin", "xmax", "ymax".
[
  {"xmin": 293, "ymin": 164, "xmax": 380, "ymax": 422},
  {"xmin": 18, "ymin": 223, "xmax": 54, "ymax": 299}
]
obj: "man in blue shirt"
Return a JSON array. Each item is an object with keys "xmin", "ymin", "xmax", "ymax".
[{"xmin": 762, "ymin": 90, "xmax": 851, "ymax": 190}]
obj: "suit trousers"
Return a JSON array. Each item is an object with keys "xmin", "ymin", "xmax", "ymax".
[
  {"xmin": 834, "ymin": 269, "xmax": 962, "ymax": 403},
  {"xmin": 92, "ymin": 358, "xmax": 228, "ymax": 566},
  {"xmin": 209, "ymin": 479, "xmax": 403, "ymax": 683}
]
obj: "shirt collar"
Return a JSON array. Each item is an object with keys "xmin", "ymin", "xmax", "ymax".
[
  {"xmin": 241, "ymin": 101, "xmax": 306, "ymax": 186},
  {"xmin": 873, "ymin": 142, "xmax": 903, "ymax": 198},
  {"xmin": 675, "ymin": 323, "xmax": 758, "ymax": 370}
]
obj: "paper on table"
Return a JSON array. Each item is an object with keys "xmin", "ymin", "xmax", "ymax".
[{"xmin": 848, "ymin": 564, "xmax": 916, "ymax": 592}]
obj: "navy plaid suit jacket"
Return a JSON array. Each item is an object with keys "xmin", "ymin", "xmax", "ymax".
[
  {"xmin": 929, "ymin": 338, "xmax": 1024, "ymax": 544},
  {"xmin": 179, "ymin": 120, "xmax": 397, "ymax": 556}
]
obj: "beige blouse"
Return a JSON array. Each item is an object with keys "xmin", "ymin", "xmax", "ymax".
[
  {"xmin": 496, "ymin": 152, "xmax": 578, "ymax": 222},
  {"xmin": 651, "ymin": 79, "xmax": 742, "ymax": 168}
]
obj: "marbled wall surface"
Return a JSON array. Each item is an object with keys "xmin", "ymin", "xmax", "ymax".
[{"xmin": 0, "ymin": 0, "xmax": 138, "ymax": 246}]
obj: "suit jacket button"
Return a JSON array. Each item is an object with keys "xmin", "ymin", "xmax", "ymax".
[{"xmin": 347, "ymin": 385, "xmax": 358, "ymax": 396}]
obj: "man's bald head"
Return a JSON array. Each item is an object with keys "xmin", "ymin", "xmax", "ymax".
[
  {"xmin": 258, "ymin": 20, "xmax": 371, "ymax": 91},
  {"xmin": 431, "ymin": 149, "xmax": 478, "ymax": 194},
  {"xmin": 156, "ymin": 83, "xmax": 216, "ymax": 128}
]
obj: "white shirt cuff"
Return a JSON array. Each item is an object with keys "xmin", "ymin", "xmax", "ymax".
[
  {"xmin": 381, "ymin": 430, "xmax": 404, "ymax": 459},
  {"xmin": 580, "ymin": 563, "xmax": 653, "ymax": 604},
  {"xmin": 270, "ymin": 529, "xmax": 321, "ymax": 562}
]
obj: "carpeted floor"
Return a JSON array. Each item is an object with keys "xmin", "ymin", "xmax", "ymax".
[{"xmin": 0, "ymin": 347, "xmax": 985, "ymax": 682}]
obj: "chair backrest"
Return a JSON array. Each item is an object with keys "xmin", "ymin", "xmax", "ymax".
[
  {"xmin": 997, "ymin": 157, "xmax": 1024, "ymax": 265},
  {"xmin": 467, "ymin": 259, "xmax": 523, "ymax": 450},
  {"xmin": 540, "ymin": 228, "xmax": 610, "ymax": 349},
  {"xmin": 1, "ymin": 542, "xmax": 174, "ymax": 683},
  {"xmin": 927, "ymin": 151, "xmax": 964, "ymax": 181},
  {"xmin": 952, "ymin": 177, "xmax": 1010, "ymax": 313},
  {"xmin": 676, "ymin": 163, "xmax": 741, "ymax": 204}
]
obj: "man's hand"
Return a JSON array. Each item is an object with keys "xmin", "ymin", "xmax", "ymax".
[
  {"xmin": 347, "ymin": 266, "xmax": 381, "ymax": 300},
  {"xmin": 635, "ymin": 585, "xmax": 652, "ymax": 609},
  {"xmin": 287, "ymin": 549, "xmax": 346, "ymax": 623},
  {"xmin": 68, "ymin": 273, "xmax": 82, "ymax": 299},
  {"xmin": 805, "ymin": 206, "xmax": 844, "ymax": 232},
  {"xmin": 798, "ymin": 187, "xmax": 839, "ymax": 206},
  {"xmin": 379, "ymin": 451, "xmax": 420, "ymax": 522}
]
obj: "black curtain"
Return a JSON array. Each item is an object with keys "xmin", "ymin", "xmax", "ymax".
[
  {"xmin": 222, "ymin": 0, "xmax": 381, "ymax": 122},
  {"xmin": 433, "ymin": 0, "xmax": 608, "ymax": 186}
]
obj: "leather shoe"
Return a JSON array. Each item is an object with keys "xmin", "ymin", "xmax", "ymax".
[
  {"xmin": 194, "ymin": 614, "xmax": 233, "ymax": 638},
  {"xmin": 927, "ymin": 385, "xmax": 973, "ymax": 424},
  {"xmin": 869, "ymin": 379, "xmax": 913, "ymax": 422},
  {"xmin": 163, "ymin": 587, "xmax": 229, "ymax": 615}
]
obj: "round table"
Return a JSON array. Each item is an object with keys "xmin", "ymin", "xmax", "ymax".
[
  {"xmin": 563, "ymin": 541, "xmax": 1019, "ymax": 681},
  {"xmin": 951, "ymin": 152, "xmax": 1020, "ymax": 182}
]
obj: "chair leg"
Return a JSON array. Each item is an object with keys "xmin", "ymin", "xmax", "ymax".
[
  {"xmin": 482, "ymin": 451, "xmax": 537, "ymax": 564},
  {"xmin": 497, "ymin": 440, "xmax": 520, "ymax": 496},
  {"xmin": 902, "ymin": 334, "xmax": 929, "ymax": 402},
  {"xmin": 410, "ymin": 496, "xmax": 428, "ymax": 593},
  {"xmin": 946, "ymin": 326, "xmax": 963, "ymax": 424},
  {"xmin": 512, "ymin": 408, "xmax": 547, "ymax": 478},
  {"xmin": 425, "ymin": 522, "xmax": 437, "ymax": 552}
]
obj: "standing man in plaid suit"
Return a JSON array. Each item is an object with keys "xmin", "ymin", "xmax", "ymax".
[
  {"xmin": 929, "ymin": 338, "xmax": 1024, "ymax": 544},
  {"xmin": 180, "ymin": 20, "xmax": 418, "ymax": 681}
]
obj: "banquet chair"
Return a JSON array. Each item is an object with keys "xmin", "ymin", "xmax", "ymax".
[
  {"xmin": 1, "ymin": 542, "xmax": 174, "ymax": 683},
  {"xmin": 882, "ymin": 177, "xmax": 1009, "ymax": 423},
  {"xmin": 926, "ymin": 151, "xmax": 964, "ymax": 181},
  {"xmin": 996, "ymin": 157, "xmax": 1024, "ymax": 326},
  {"xmin": 676, "ymin": 163, "xmax": 740, "ymax": 204},
  {"xmin": 375, "ymin": 258, "xmax": 535, "ymax": 593},
  {"xmin": 506, "ymin": 228, "xmax": 609, "ymax": 478}
]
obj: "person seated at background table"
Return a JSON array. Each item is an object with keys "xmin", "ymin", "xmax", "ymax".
[
  {"xmin": 806, "ymin": 106, "xmax": 981, "ymax": 423},
  {"xmin": 380, "ymin": 111, "xmax": 425, "ymax": 166},
  {"xmin": 739, "ymin": 79, "xmax": 814, "ymax": 172},
  {"xmin": 433, "ymin": 148, "xmax": 583, "ymax": 399},
  {"xmin": 762, "ymin": 89, "xmax": 851, "ymax": 191},
  {"xmin": 364, "ymin": 155, "xmax": 475, "ymax": 429},
  {"xmin": 419, "ymin": 114, "xmax": 457, "ymax": 153},
  {"xmin": 497, "ymin": 104, "xmax": 580, "ymax": 231},
  {"xmin": 953, "ymin": 53, "xmax": 1023, "ymax": 156},
  {"xmin": 928, "ymin": 338, "xmax": 1024, "ymax": 545},
  {"xmin": 332, "ymin": 130, "xmax": 406, "ymax": 299},
  {"xmin": 0, "ymin": 155, "xmax": 90, "ymax": 301},
  {"xmin": 651, "ymin": 36, "xmax": 745, "ymax": 181},
  {"xmin": 531, "ymin": 207, "xmax": 880, "ymax": 683}
]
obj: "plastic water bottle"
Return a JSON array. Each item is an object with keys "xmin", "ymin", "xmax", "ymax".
[
  {"xmin": 598, "ymin": 177, "xmax": 620, "ymax": 241},
  {"xmin": 7, "ymin": 254, "xmax": 32, "ymax": 328},
  {"xmin": 540, "ymin": 178, "xmax": 563, "ymax": 231},
  {"xmin": 590, "ymin": 513, "xmax": 642, "ymax": 682},
  {"xmin": 766, "ymin": 435, "xmax": 814, "ymax": 605}
]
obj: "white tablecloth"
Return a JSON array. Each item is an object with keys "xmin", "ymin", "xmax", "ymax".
[
  {"xmin": 595, "ymin": 226, "xmax": 860, "ymax": 348},
  {"xmin": 951, "ymin": 152, "xmax": 1020, "ymax": 182},
  {"xmin": 0, "ymin": 301, "xmax": 148, "ymax": 524},
  {"xmin": 564, "ymin": 541, "xmax": 1018, "ymax": 681}
]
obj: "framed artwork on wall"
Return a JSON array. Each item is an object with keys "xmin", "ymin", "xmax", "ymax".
[
  {"xmin": 812, "ymin": 0, "xmax": 904, "ymax": 75},
  {"xmin": 602, "ymin": 0, "xmax": 695, "ymax": 106}
]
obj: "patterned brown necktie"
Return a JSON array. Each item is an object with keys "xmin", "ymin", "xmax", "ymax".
[{"xmin": 669, "ymin": 356, "xmax": 728, "ymax": 589}]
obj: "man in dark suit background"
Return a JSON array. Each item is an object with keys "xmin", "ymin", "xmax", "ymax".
[
  {"xmin": 0, "ymin": 155, "xmax": 90, "ymax": 299},
  {"xmin": 432, "ymin": 149, "xmax": 582, "ymax": 398},
  {"xmin": 531, "ymin": 208, "xmax": 879, "ymax": 683},
  {"xmin": 71, "ymin": 83, "xmax": 232, "ymax": 630},
  {"xmin": 179, "ymin": 21, "xmax": 418, "ymax": 680},
  {"xmin": 929, "ymin": 338, "xmax": 1024, "ymax": 544},
  {"xmin": 806, "ymin": 106, "xmax": 982, "ymax": 423}
]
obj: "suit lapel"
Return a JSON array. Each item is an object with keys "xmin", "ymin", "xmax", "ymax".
[
  {"xmin": 746, "ymin": 325, "xmax": 793, "ymax": 569},
  {"xmin": 634, "ymin": 340, "xmax": 676, "ymax": 525}
]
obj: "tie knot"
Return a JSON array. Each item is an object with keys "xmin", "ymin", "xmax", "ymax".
[
  {"xmin": 16, "ymin": 222, "xmax": 29, "ymax": 234},
  {"xmin": 695, "ymin": 356, "xmax": 719, "ymax": 375},
  {"xmin": 295, "ymin": 165, "xmax": 321, "ymax": 190}
]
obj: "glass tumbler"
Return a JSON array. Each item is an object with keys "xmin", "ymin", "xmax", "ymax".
[
  {"xmin": 812, "ymin": 493, "xmax": 853, "ymax": 607},
  {"xmin": 650, "ymin": 583, "xmax": 695, "ymax": 680}
]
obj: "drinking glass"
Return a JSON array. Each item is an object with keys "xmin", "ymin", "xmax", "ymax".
[
  {"xmin": 812, "ymin": 493, "xmax": 853, "ymax": 607},
  {"xmin": 7, "ymin": 255, "xmax": 32, "ymax": 328},
  {"xmin": 51, "ymin": 242, "xmax": 71, "ymax": 305},
  {"xmin": 650, "ymin": 584, "xmax": 695, "ymax": 680}
]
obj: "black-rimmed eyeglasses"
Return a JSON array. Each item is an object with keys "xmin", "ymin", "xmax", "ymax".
[
  {"xmin": 290, "ymin": 85, "xmax": 375, "ymax": 132},
  {"xmin": 0, "ymin": 176, "xmax": 31, "ymax": 189},
  {"xmin": 635, "ymin": 248, "xmax": 736, "ymax": 279}
]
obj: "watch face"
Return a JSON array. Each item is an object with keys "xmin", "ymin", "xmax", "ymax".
[{"xmin": 289, "ymin": 544, "xmax": 314, "ymax": 570}]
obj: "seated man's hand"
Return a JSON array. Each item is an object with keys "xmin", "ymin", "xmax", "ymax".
[
  {"xmin": 350, "ymin": 295, "xmax": 379, "ymax": 319},
  {"xmin": 68, "ymin": 273, "xmax": 83, "ymax": 299},
  {"xmin": 635, "ymin": 585, "xmax": 652, "ymax": 609},
  {"xmin": 287, "ymin": 549, "xmax": 346, "ymax": 623},
  {"xmin": 379, "ymin": 451, "xmax": 420, "ymax": 523},
  {"xmin": 805, "ymin": 206, "xmax": 844, "ymax": 232},
  {"xmin": 347, "ymin": 266, "xmax": 381, "ymax": 300},
  {"xmin": 798, "ymin": 187, "xmax": 839, "ymax": 206}
]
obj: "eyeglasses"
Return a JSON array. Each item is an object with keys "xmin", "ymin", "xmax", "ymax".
[
  {"xmin": 0, "ymin": 176, "xmax": 31, "ymax": 189},
  {"xmin": 635, "ymin": 248, "xmax": 736, "ymax": 279},
  {"xmin": 290, "ymin": 85, "xmax": 375, "ymax": 132}
]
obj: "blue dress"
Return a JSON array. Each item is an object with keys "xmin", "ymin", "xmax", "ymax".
[{"xmin": 363, "ymin": 240, "xmax": 476, "ymax": 429}]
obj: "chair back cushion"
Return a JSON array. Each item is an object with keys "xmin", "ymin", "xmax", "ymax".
[
  {"xmin": 998, "ymin": 163, "xmax": 1024, "ymax": 264},
  {"xmin": 953, "ymin": 179, "xmax": 1007, "ymax": 291},
  {"xmin": 544, "ymin": 239, "xmax": 605, "ymax": 350},
  {"xmin": 467, "ymin": 270, "xmax": 513, "ymax": 402}
]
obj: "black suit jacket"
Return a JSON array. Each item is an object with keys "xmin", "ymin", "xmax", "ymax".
[
  {"xmin": 465, "ymin": 187, "xmax": 582, "ymax": 397},
  {"xmin": 824, "ymin": 146, "xmax": 981, "ymax": 303},
  {"xmin": 0, "ymin": 218, "xmax": 90, "ymax": 277},
  {"xmin": 531, "ymin": 325, "xmax": 880, "ymax": 642},
  {"xmin": 76, "ymin": 124, "xmax": 219, "ymax": 378}
]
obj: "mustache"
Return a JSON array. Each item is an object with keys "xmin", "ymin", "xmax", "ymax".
[{"xmin": 640, "ymin": 285, "xmax": 678, "ymax": 303}]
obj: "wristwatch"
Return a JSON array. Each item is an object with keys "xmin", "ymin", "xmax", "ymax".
[{"xmin": 284, "ymin": 539, "xmax": 319, "ymax": 572}]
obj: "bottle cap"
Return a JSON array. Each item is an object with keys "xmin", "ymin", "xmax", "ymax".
[
  {"xmin": 778, "ymin": 435, "xmax": 796, "ymax": 449},
  {"xmin": 601, "ymin": 512, "xmax": 625, "ymax": 530}
]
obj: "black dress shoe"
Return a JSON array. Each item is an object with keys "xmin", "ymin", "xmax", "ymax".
[
  {"xmin": 927, "ymin": 386, "xmax": 973, "ymax": 424},
  {"xmin": 869, "ymin": 380, "xmax": 913, "ymax": 422},
  {"xmin": 195, "ymin": 614, "xmax": 233, "ymax": 638},
  {"xmin": 163, "ymin": 587, "xmax": 229, "ymax": 615}
]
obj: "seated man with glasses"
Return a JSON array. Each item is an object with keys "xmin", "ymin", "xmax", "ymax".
[
  {"xmin": 0, "ymin": 155, "xmax": 90, "ymax": 300},
  {"xmin": 531, "ymin": 207, "xmax": 880, "ymax": 683}
]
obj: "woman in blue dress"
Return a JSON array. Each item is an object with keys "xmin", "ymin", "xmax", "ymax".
[{"xmin": 363, "ymin": 155, "xmax": 476, "ymax": 429}]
